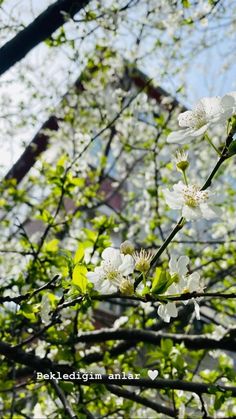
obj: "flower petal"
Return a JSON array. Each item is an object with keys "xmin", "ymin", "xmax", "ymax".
[
  {"xmin": 169, "ymin": 255, "xmax": 178, "ymax": 275},
  {"xmin": 167, "ymin": 129, "xmax": 193, "ymax": 144},
  {"xmin": 158, "ymin": 304, "xmax": 170, "ymax": 323},
  {"xmin": 166, "ymin": 302, "xmax": 178, "ymax": 317},
  {"xmin": 187, "ymin": 272, "xmax": 200, "ymax": 292},
  {"xmin": 199, "ymin": 203, "xmax": 217, "ymax": 220},
  {"xmin": 178, "ymin": 111, "xmax": 195, "ymax": 128},
  {"xmin": 193, "ymin": 299, "xmax": 200, "ymax": 320},
  {"xmin": 200, "ymin": 96, "xmax": 222, "ymax": 119},
  {"xmin": 177, "ymin": 256, "xmax": 189, "ymax": 277},
  {"xmin": 102, "ymin": 247, "xmax": 122, "ymax": 268},
  {"xmin": 182, "ymin": 205, "xmax": 201, "ymax": 221},
  {"xmin": 119, "ymin": 254, "xmax": 135, "ymax": 276}
]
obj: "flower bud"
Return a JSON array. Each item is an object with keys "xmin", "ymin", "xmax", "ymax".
[
  {"xmin": 119, "ymin": 278, "xmax": 134, "ymax": 295},
  {"xmin": 120, "ymin": 240, "xmax": 134, "ymax": 255},
  {"xmin": 174, "ymin": 150, "xmax": 189, "ymax": 172},
  {"xmin": 176, "ymin": 160, "xmax": 189, "ymax": 172}
]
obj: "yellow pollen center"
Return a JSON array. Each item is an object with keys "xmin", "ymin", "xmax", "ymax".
[
  {"xmin": 106, "ymin": 269, "xmax": 118, "ymax": 281},
  {"xmin": 184, "ymin": 195, "xmax": 198, "ymax": 207}
]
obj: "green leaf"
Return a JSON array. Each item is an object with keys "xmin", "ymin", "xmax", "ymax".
[
  {"xmin": 151, "ymin": 268, "xmax": 174, "ymax": 294},
  {"xmin": 74, "ymin": 243, "xmax": 84, "ymax": 264},
  {"xmin": 19, "ymin": 303, "xmax": 38, "ymax": 321},
  {"xmin": 214, "ymin": 392, "xmax": 228, "ymax": 410},
  {"xmin": 72, "ymin": 264, "xmax": 88, "ymax": 293},
  {"xmin": 44, "ymin": 239, "xmax": 59, "ymax": 253},
  {"xmin": 161, "ymin": 338, "xmax": 173, "ymax": 355}
]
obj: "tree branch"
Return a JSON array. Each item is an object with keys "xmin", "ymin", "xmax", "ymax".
[
  {"xmin": 0, "ymin": 0, "xmax": 90, "ymax": 77},
  {"xmin": 1, "ymin": 340, "xmax": 235, "ymax": 397},
  {"xmin": 71, "ymin": 328, "xmax": 236, "ymax": 352},
  {"xmin": 106, "ymin": 384, "xmax": 176, "ymax": 417}
]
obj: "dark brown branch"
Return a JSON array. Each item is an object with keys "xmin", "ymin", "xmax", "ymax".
[
  {"xmin": 4, "ymin": 116, "xmax": 59, "ymax": 183},
  {"xmin": 0, "ymin": 274, "xmax": 60, "ymax": 304},
  {"xmin": 1, "ymin": 340, "xmax": 235, "ymax": 397},
  {"xmin": 94, "ymin": 291, "xmax": 236, "ymax": 303},
  {"xmin": 106, "ymin": 384, "xmax": 176, "ymax": 417},
  {"xmin": 71, "ymin": 328, "xmax": 236, "ymax": 352},
  {"xmin": 0, "ymin": 0, "xmax": 90, "ymax": 77},
  {"xmin": 50, "ymin": 379, "xmax": 77, "ymax": 419}
]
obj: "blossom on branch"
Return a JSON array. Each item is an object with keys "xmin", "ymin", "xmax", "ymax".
[
  {"xmin": 157, "ymin": 255, "xmax": 203, "ymax": 322},
  {"xmin": 167, "ymin": 95, "xmax": 234, "ymax": 144},
  {"xmin": 163, "ymin": 181, "xmax": 218, "ymax": 221},
  {"xmin": 87, "ymin": 247, "xmax": 134, "ymax": 294}
]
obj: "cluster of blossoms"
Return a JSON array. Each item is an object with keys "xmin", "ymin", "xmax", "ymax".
[
  {"xmin": 87, "ymin": 246, "xmax": 202, "ymax": 323},
  {"xmin": 161, "ymin": 92, "xmax": 236, "ymax": 221},
  {"xmin": 87, "ymin": 243, "xmax": 153, "ymax": 295},
  {"xmin": 167, "ymin": 92, "xmax": 236, "ymax": 144},
  {"xmin": 158, "ymin": 255, "xmax": 202, "ymax": 322},
  {"xmin": 87, "ymin": 93, "xmax": 236, "ymax": 317}
]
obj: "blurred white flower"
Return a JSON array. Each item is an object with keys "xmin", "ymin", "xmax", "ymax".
[
  {"xmin": 140, "ymin": 301, "xmax": 153, "ymax": 314},
  {"xmin": 40, "ymin": 294, "xmax": 51, "ymax": 324},
  {"xmin": 113, "ymin": 315, "xmax": 129, "ymax": 329},
  {"xmin": 163, "ymin": 181, "xmax": 218, "ymax": 221},
  {"xmin": 207, "ymin": 325, "xmax": 228, "ymax": 341},
  {"xmin": 221, "ymin": 91, "xmax": 236, "ymax": 117},
  {"xmin": 87, "ymin": 247, "xmax": 134, "ymax": 294},
  {"xmin": 167, "ymin": 96, "xmax": 229, "ymax": 144}
]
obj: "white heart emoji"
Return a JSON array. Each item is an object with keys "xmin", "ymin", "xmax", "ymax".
[{"xmin": 148, "ymin": 370, "xmax": 158, "ymax": 380}]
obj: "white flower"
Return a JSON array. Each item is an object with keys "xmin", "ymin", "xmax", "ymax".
[
  {"xmin": 220, "ymin": 91, "xmax": 236, "ymax": 118},
  {"xmin": 87, "ymin": 247, "xmax": 134, "ymax": 294},
  {"xmin": 207, "ymin": 325, "xmax": 228, "ymax": 341},
  {"xmin": 157, "ymin": 301, "xmax": 178, "ymax": 323},
  {"xmin": 163, "ymin": 181, "xmax": 218, "ymax": 221},
  {"xmin": 158, "ymin": 255, "xmax": 202, "ymax": 322},
  {"xmin": 40, "ymin": 294, "xmax": 51, "ymax": 324},
  {"xmin": 168, "ymin": 272, "xmax": 201, "ymax": 295},
  {"xmin": 167, "ymin": 96, "xmax": 228, "ymax": 144},
  {"xmin": 140, "ymin": 301, "xmax": 153, "ymax": 314},
  {"xmin": 169, "ymin": 254, "xmax": 189, "ymax": 278},
  {"xmin": 120, "ymin": 240, "xmax": 134, "ymax": 255},
  {"xmin": 113, "ymin": 315, "xmax": 129, "ymax": 329}
]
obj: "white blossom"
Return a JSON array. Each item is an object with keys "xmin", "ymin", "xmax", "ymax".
[
  {"xmin": 163, "ymin": 181, "xmax": 218, "ymax": 221},
  {"xmin": 207, "ymin": 325, "xmax": 228, "ymax": 341},
  {"xmin": 40, "ymin": 294, "xmax": 51, "ymax": 324},
  {"xmin": 220, "ymin": 91, "xmax": 236, "ymax": 117},
  {"xmin": 167, "ymin": 96, "xmax": 230, "ymax": 144},
  {"xmin": 158, "ymin": 255, "xmax": 202, "ymax": 322},
  {"xmin": 113, "ymin": 316, "xmax": 129, "ymax": 329},
  {"xmin": 158, "ymin": 301, "xmax": 178, "ymax": 323},
  {"xmin": 87, "ymin": 247, "xmax": 134, "ymax": 294}
]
